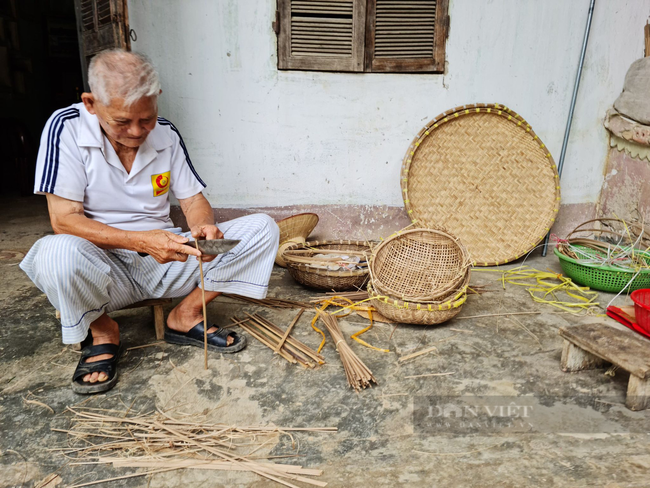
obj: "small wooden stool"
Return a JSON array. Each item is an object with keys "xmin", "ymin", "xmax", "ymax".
[
  {"xmin": 56, "ymin": 298, "xmax": 172, "ymax": 343},
  {"xmin": 559, "ymin": 319, "xmax": 650, "ymax": 411}
]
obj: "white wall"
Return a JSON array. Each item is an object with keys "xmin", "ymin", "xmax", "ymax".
[{"xmin": 128, "ymin": 0, "xmax": 648, "ymax": 208}]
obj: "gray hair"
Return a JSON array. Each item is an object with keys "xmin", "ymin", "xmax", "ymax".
[{"xmin": 88, "ymin": 49, "xmax": 161, "ymax": 106}]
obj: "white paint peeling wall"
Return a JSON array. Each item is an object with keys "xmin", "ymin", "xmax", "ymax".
[{"xmin": 127, "ymin": 0, "xmax": 648, "ymax": 208}]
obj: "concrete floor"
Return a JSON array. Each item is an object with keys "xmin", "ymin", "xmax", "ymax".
[{"xmin": 2, "ymin": 195, "xmax": 650, "ymax": 488}]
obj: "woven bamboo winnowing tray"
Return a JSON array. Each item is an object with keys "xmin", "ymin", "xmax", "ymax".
[
  {"xmin": 370, "ymin": 228, "xmax": 470, "ymax": 302},
  {"xmin": 275, "ymin": 213, "xmax": 319, "ymax": 267},
  {"xmin": 401, "ymin": 103, "xmax": 560, "ymax": 266},
  {"xmin": 282, "ymin": 240, "xmax": 371, "ymax": 291}
]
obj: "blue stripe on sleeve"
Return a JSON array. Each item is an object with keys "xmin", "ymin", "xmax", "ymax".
[
  {"xmin": 40, "ymin": 108, "xmax": 78, "ymax": 193},
  {"xmin": 157, "ymin": 117, "xmax": 207, "ymax": 187},
  {"xmin": 47, "ymin": 110, "xmax": 80, "ymax": 193}
]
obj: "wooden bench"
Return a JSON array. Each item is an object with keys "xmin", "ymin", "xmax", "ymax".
[
  {"xmin": 559, "ymin": 319, "xmax": 650, "ymax": 411},
  {"xmin": 56, "ymin": 298, "xmax": 172, "ymax": 343}
]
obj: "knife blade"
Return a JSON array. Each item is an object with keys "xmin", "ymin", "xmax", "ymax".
[
  {"xmin": 137, "ymin": 238, "xmax": 240, "ymax": 258},
  {"xmin": 183, "ymin": 239, "xmax": 240, "ymax": 255}
]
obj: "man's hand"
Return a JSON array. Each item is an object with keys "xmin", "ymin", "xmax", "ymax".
[
  {"xmin": 191, "ymin": 224, "xmax": 224, "ymax": 262},
  {"xmin": 138, "ymin": 229, "xmax": 202, "ymax": 264},
  {"xmin": 44, "ymin": 194, "xmax": 200, "ymax": 263}
]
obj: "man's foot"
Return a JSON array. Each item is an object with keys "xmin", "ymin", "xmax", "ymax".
[
  {"xmin": 166, "ymin": 289, "xmax": 234, "ymax": 346},
  {"xmin": 165, "ymin": 320, "xmax": 247, "ymax": 353},
  {"xmin": 83, "ymin": 314, "xmax": 120, "ymax": 383},
  {"xmin": 71, "ymin": 313, "xmax": 121, "ymax": 395}
]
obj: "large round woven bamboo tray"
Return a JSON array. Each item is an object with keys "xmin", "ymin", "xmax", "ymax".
[
  {"xmin": 283, "ymin": 240, "xmax": 371, "ymax": 291},
  {"xmin": 370, "ymin": 228, "xmax": 470, "ymax": 302},
  {"xmin": 401, "ymin": 103, "xmax": 560, "ymax": 266},
  {"xmin": 275, "ymin": 213, "xmax": 319, "ymax": 267},
  {"xmin": 368, "ymin": 282, "xmax": 466, "ymax": 325}
]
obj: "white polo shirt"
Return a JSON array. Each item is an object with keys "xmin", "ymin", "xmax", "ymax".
[{"xmin": 34, "ymin": 102, "xmax": 206, "ymax": 231}]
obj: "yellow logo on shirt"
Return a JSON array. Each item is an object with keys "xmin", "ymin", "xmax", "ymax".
[{"xmin": 151, "ymin": 171, "xmax": 171, "ymax": 197}]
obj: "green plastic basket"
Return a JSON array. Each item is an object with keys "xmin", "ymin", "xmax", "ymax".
[{"xmin": 554, "ymin": 246, "xmax": 650, "ymax": 293}]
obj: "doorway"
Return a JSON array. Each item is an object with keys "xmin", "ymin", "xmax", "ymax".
[{"xmin": 0, "ymin": 0, "xmax": 130, "ymax": 197}]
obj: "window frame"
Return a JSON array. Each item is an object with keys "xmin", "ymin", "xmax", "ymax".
[
  {"xmin": 276, "ymin": 0, "xmax": 450, "ymax": 74},
  {"xmin": 365, "ymin": 0, "xmax": 449, "ymax": 73}
]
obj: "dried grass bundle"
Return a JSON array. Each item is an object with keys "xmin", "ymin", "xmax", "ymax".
[
  {"xmin": 53, "ymin": 407, "xmax": 335, "ymax": 488},
  {"xmin": 316, "ymin": 310, "xmax": 377, "ymax": 392}
]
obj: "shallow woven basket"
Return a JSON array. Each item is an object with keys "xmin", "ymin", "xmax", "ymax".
[
  {"xmin": 283, "ymin": 240, "xmax": 371, "ymax": 291},
  {"xmin": 368, "ymin": 282, "xmax": 466, "ymax": 325},
  {"xmin": 370, "ymin": 228, "xmax": 470, "ymax": 302},
  {"xmin": 401, "ymin": 103, "xmax": 560, "ymax": 266},
  {"xmin": 275, "ymin": 213, "xmax": 320, "ymax": 267}
]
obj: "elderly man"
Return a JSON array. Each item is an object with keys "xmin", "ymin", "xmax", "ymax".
[{"xmin": 20, "ymin": 49, "xmax": 279, "ymax": 394}]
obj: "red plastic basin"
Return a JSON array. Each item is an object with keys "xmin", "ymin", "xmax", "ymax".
[{"xmin": 630, "ymin": 289, "xmax": 650, "ymax": 335}]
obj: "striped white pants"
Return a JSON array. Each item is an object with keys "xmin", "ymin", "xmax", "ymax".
[{"xmin": 20, "ymin": 214, "xmax": 279, "ymax": 344}]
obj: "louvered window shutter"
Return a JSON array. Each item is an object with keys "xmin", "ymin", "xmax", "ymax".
[
  {"xmin": 277, "ymin": 0, "xmax": 367, "ymax": 72},
  {"xmin": 366, "ymin": 0, "xmax": 449, "ymax": 73},
  {"xmin": 74, "ymin": 0, "xmax": 130, "ymax": 89}
]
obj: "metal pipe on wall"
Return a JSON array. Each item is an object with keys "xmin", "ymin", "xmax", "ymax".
[{"xmin": 541, "ymin": 0, "xmax": 596, "ymax": 257}]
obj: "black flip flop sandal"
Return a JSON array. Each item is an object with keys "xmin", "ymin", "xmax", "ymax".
[
  {"xmin": 71, "ymin": 342, "xmax": 121, "ymax": 394},
  {"xmin": 164, "ymin": 321, "xmax": 247, "ymax": 353}
]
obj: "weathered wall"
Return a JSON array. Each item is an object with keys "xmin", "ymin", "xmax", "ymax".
[
  {"xmin": 600, "ymin": 146, "xmax": 650, "ymax": 223},
  {"xmin": 127, "ymin": 0, "xmax": 648, "ymax": 238}
]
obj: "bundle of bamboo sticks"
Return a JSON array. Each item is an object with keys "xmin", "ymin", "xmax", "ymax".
[
  {"xmin": 316, "ymin": 310, "xmax": 377, "ymax": 392},
  {"xmin": 53, "ymin": 407, "xmax": 335, "ymax": 488},
  {"xmin": 231, "ymin": 311, "xmax": 325, "ymax": 368}
]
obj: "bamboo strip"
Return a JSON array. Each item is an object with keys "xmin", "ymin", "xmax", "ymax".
[
  {"xmin": 310, "ymin": 290, "xmax": 369, "ymax": 303},
  {"xmin": 106, "ymin": 459, "xmax": 324, "ymax": 477},
  {"xmin": 283, "ymin": 255, "xmax": 368, "ymax": 267},
  {"xmin": 275, "ymin": 309, "xmax": 304, "ymax": 353},
  {"xmin": 195, "ymin": 240, "xmax": 209, "ymax": 370},
  {"xmin": 398, "ymin": 345, "xmax": 439, "ymax": 363},
  {"xmin": 404, "ymin": 372, "xmax": 455, "ymax": 379},
  {"xmin": 289, "ymin": 249, "xmax": 368, "ymax": 256},
  {"xmin": 222, "ymin": 294, "xmax": 312, "ymax": 309}
]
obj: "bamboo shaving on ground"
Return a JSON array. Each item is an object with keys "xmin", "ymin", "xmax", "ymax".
[
  {"xmin": 53, "ymin": 407, "xmax": 336, "ymax": 488},
  {"xmin": 404, "ymin": 372, "xmax": 455, "ymax": 379},
  {"xmin": 474, "ymin": 266, "xmax": 601, "ymax": 314},
  {"xmin": 22, "ymin": 391, "xmax": 55, "ymax": 414},
  {"xmin": 316, "ymin": 310, "xmax": 377, "ymax": 392}
]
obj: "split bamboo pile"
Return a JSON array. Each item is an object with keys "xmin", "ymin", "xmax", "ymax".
[
  {"xmin": 316, "ymin": 310, "xmax": 377, "ymax": 392},
  {"xmin": 231, "ymin": 311, "xmax": 325, "ymax": 368},
  {"xmin": 53, "ymin": 407, "xmax": 335, "ymax": 488}
]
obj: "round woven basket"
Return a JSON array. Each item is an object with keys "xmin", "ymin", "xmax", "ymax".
[
  {"xmin": 370, "ymin": 228, "xmax": 470, "ymax": 302},
  {"xmin": 275, "ymin": 213, "xmax": 320, "ymax": 267},
  {"xmin": 282, "ymin": 240, "xmax": 371, "ymax": 291},
  {"xmin": 368, "ymin": 282, "xmax": 466, "ymax": 325},
  {"xmin": 401, "ymin": 103, "xmax": 560, "ymax": 266}
]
